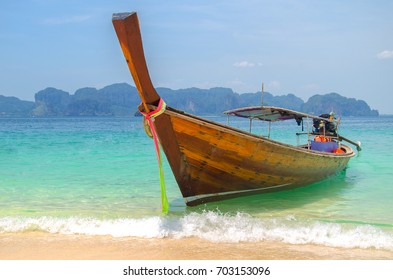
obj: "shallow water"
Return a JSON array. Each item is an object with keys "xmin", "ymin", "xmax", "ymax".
[{"xmin": 1, "ymin": 116, "xmax": 392, "ymax": 250}]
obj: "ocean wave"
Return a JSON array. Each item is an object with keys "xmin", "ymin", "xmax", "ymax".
[{"xmin": 1, "ymin": 211, "xmax": 393, "ymax": 251}]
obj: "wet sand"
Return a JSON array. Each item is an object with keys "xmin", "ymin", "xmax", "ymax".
[{"xmin": 1, "ymin": 232, "xmax": 393, "ymax": 260}]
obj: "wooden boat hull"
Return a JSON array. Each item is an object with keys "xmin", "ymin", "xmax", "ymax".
[
  {"xmin": 154, "ymin": 107, "xmax": 354, "ymax": 206},
  {"xmin": 112, "ymin": 12, "xmax": 355, "ymax": 207}
]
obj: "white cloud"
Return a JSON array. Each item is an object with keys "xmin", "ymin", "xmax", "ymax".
[
  {"xmin": 42, "ymin": 15, "xmax": 92, "ymax": 25},
  {"xmin": 377, "ymin": 50, "xmax": 393, "ymax": 60},
  {"xmin": 233, "ymin": 61, "xmax": 255, "ymax": 68}
]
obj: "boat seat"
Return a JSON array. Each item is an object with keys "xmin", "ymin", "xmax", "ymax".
[{"xmin": 310, "ymin": 141, "xmax": 338, "ymax": 153}]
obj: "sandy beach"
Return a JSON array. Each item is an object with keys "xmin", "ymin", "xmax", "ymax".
[{"xmin": 1, "ymin": 232, "xmax": 393, "ymax": 260}]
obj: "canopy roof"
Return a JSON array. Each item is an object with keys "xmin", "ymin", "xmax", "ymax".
[{"xmin": 223, "ymin": 106, "xmax": 336, "ymax": 124}]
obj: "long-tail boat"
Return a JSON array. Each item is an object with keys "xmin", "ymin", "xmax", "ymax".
[{"xmin": 112, "ymin": 12, "xmax": 358, "ymax": 208}]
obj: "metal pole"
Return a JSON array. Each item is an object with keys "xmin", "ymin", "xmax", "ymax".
[
  {"xmin": 268, "ymin": 122, "xmax": 271, "ymax": 139},
  {"xmin": 307, "ymin": 117, "xmax": 310, "ymax": 149}
]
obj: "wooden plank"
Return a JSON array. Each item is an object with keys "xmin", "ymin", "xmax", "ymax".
[
  {"xmin": 112, "ymin": 13, "xmax": 160, "ymax": 110},
  {"xmin": 161, "ymin": 109, "xmax": 352, "ymax": 201}
]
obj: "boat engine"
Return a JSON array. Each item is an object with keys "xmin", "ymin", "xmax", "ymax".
[{"xmin": 313, "ymin": 113, "xmax": 337, "ymax": 135}]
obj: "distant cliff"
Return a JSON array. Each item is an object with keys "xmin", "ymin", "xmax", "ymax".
[
  {"xmin": 32, "ymin": 84, "xmax": 141, "ymax": 116},
  {"xmin": 0, "ymin": 95, "xmax": 35, "ymax": 117},
  {"xmin": 301, "ymin": 93, "xmax": 379, "ymax": 116},
  {"xmin": 0, "ymin": 83, "xmax": 379, "ymax": 117},
  {"xmin": 157, "ymin": 87, "xmax": 305, "ymax": 115}
]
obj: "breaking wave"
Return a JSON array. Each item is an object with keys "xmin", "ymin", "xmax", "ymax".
[{"xmin": 1, "ymin": 211, "xmax": 393, "ymax": 251}]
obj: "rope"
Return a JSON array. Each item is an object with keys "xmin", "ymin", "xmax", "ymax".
[{"xmin": 140, "ymin": 99, "xmax": 169, "ymax": 214}]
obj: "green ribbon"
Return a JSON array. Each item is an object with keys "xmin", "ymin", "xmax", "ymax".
[{"xmin": 141, "ymin": 99, "xmax": 169, "ymax": 214}]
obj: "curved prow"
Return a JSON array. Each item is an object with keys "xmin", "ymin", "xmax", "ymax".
[{"xmin": 112, "ymin": 12, "xmax": 160, "ymax": 112}]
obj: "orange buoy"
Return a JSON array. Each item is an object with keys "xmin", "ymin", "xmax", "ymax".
[
  {"xmin": 333, "ymin": 148, "xmax": 345, "ymax": 154},
  {"xmin": 314, "ymin": 135, "xmax": 331, "ymax": 142}
]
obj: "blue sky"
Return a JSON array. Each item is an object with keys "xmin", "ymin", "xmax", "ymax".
[{"xmin": 1, "ymin": 0, "xmax": 392, "ymax": 113}]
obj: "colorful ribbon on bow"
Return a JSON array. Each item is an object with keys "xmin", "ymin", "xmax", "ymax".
[{"xmin": 140, "ymin": 99, "xmax": 169, "ymax": 214}]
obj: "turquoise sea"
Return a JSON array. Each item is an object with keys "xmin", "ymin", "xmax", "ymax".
[{"xmin": 1, "ymin": 115, "xmax": 393, "ymax": 250}]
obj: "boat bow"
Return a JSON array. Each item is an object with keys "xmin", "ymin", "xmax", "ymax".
[{"xmin": 112, "ymin": 12, "xmax": 160, "ymax": 112}]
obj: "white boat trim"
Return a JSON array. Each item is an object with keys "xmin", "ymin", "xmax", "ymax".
[{"xmin": 184, "ymin": 183, "xmax": 292, "ymax": 204}]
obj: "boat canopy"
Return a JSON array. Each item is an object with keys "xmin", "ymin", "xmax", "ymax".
[{"xmin": 224, "ymin": 106, "xmax": 337, "ymax": 125}]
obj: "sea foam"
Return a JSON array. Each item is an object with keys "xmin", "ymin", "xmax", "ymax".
[{"xmin": 1, "ymin": 211, "xmax": 393, "ymax": 251}]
